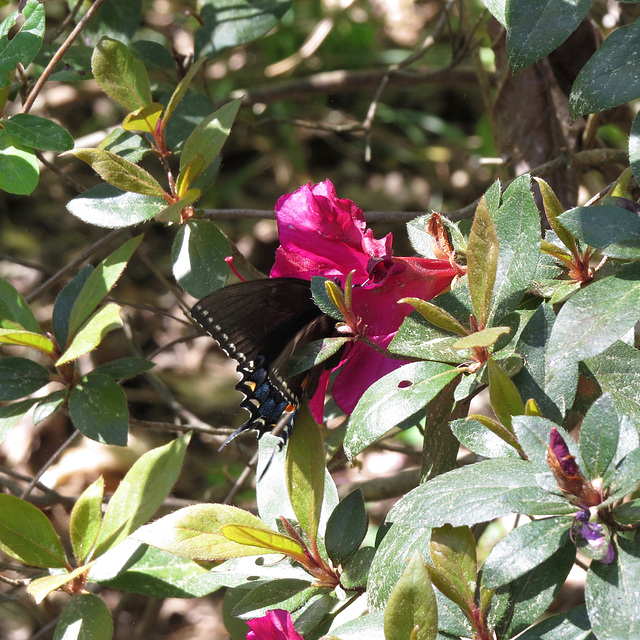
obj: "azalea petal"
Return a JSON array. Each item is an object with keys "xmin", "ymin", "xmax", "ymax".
[
  {"xmin": 246, "ymin": 609, "xmax": 303, "ymax": 640},
  {"xmin": 271, "ymin": 180, "xmax": 392, "ymax": 281}
]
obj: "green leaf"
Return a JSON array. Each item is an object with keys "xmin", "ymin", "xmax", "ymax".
[
  {"xmin": 0, "ymin": 329, "xmax": 55, "ymax": 355},
  {"xmin": 83, "ymin": 0, "xmax": 142, "ymax": 46},
  {"xmin": 384, "ymin": 551, "xmax": 437, "ymax": 640},
  {"xmin": 516, "ymin": 605, "xmax": 594, "ymax": 640},
  {"xmin": 490, "ymin": 174, "xmax": 541, "ymax": 323},
  {"xmin": 534, "ymin": 177, "xmax": 577, "ymax": 255},
  {"xmin": 614, "ymin": 500, "xmax": 640, "ymax": 526},
  {"xmin": 579, "ymin": 393, "xmax": 620, "ymax": 480},
  {"xmin": 309, "ymin": 276, "xmax": 345, "ymax": 321},
  {"xmin": 453, "ymin": 326, "xmax": 510, "ymax": 349},
  {"xmin": 320, "ymin": 612, "xmax": 386, "ymax": 640},
  {"xmin": 177, "ymin": 99, "xmax": 241, "ymax": 190},
  {"xmin": 630, "ymin": 110, "xmax": 640, "ymax": 188},
  {"xmin": 163, "ymin": 58, "xmax": 206, "ymax": 126},
  {"xmin": 171, "ymin": 219, "xmax": 229, "ymax": 298},
  {"xmin": 449, "ymin": 417, "xmax": 520, "ymax": 460},
  {"xmin": 483, "ymin": 516, "xmax": 572, "ymax": 588},
  {"xmin": 504, "ymin": 0, "xmax": 591, "ymax": 73},
  {"xmin": 0, "ymin": 398, "xmax": 38, "ymax": 443},
  {"xmin": 399, "ymin": 298, "xmax": 468, "ymax": 336},
  {"xmin": 231, "ymin": 578, "xmax": 315, "ymax": 618},
  {"xmin": 154, "ymin": 188, "xmax": 201, "ymax": 223},
  {"xmin": 4, "ymin": 114, "xmax": 73, "ymax": 151},
  {"xmin": 387, "ymin": 459, "xmax": 573, "ymax": 529},
  {"xmin": 602, "ymin": 446, "xmax": 640, "ymax": 504},
  {"xmin": 67, "ymin": 183, "xmax": 165, "ymax": 228},
  {"xmin": 57, "ymin": 303, "xmax": 123, "ymax": 365},
  {"xmin": 0, "ymin": 277, "xmax": 39, "ymax": 333},
  {"xmin": 53, "ymin": 265, "xmax": 93, "ymax": 349},
  {"xmin": 493, "ymin": 541, "xmax": 577, "ymax": 639},
  {"xmin": 585, "ymin": 534, "xmax": 640, "ymax": 639},
  {"xmin": 558, "ymin": 205, "xmax": 640, "ymax": 259},
  {"xmin": 92, "ymin": 357, "xmax": 154, "ymax": 379},
  {"xmin": 488, "ymin": 357, "xmax": 524, "ymax": 430},
  {"xmin": 0, "ymin": 357, "xmax": 50, "ymax": 401},
  {"xmin": 68, "ymin": 235, "xmax": 142, "ymax": 339},
  {"xmin": 97, "ymin": 127, "xmax": 153, "ymax": 162},
  {"xmin": 53, "ymin": 593, "xmax": 113, "ymax": 640},
  {"xmin": 33, "ymin": 389, "xmax": 67, "ymax": 425},
  {"xmin": 121, "ymin": 102, "xmax": 164, "ymax": 133},
  {"xmin": 70, "ymin": 476, "xmax": 104, "ymax": 563},
  {"xmin": 0, "ymin": 493, "xmax": 67, "ymax": 568},
  {"xmin": 27, "ymin": 564, "xmax": 92, "ymax": 604},
  {"xmin": 97, "ymin": 543, "xmax": 221, "ymax": 598},
  {"xmin": 195, "ymin": 0, "xmax": 292, "ymax": 58},
  {"xmin": 467, "ymin": 195, "xmax": 498, "ymax": 327},
  {"xmin": 0, "ymin": 128, "xmax": 39, "ymax": 195},
  {"xmin": 65, "ymin": 148, "xmax": 167, "ymax": 198},
  {"xmin": 570, "ymin": 17, "xmax": 640, "ymax": 118},
  {"xmin": 429, "ymin": 524, "xmax": 477, "ymax": 610},
  {"xmin": 548, "ymin": 263, "xmax": 640, "ymax": 370},
  {"xmin": 345, "ymin": 361, "xmax": 461, "ymax": 458},
  {"xmin": 0, "ymin": 0, "xmax": 45, "ymax": 89},
  {"xmin": 286, "ymin": 403, "xmax": 325, "ymax": 541},
  {"xmin": 68, "ymin": 373, "xmax": 129, "ymax": 445},
  {"xmin": 93, "ymin": 432, "xmax": 190, "ymax": 555},
  {"xmin": 285, "ymin": 336, "xmax": 349, "ymax": 378},
  {"xmin": 91, "ymin": 36, "xmax": 152, "ymax": 111},
  {"xmin": 513, "ymin": 303, "xmax": 578, "ymax": 423},
  {"xmin": 325, "ymin": 490, "xmax": 368, "ymax": 565},
  {"xmin": 340, "ymin": 546, "xmax": 375, "ymax": 590},
  {"xmin": 132, "ymin": 503, "xmax": 279, "ymax": 560}
]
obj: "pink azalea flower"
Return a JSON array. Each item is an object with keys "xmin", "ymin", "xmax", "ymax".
[
  {"xmin": 246, "ymin": 609, "xmax": 303, "ymax": 640},
  {"xmin": 271, "ymin": 180, "xmax": 457, "ymax": 418}
]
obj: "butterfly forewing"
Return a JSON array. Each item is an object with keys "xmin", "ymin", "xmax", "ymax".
[{"xmin": 190, "ymin": 278, "xmax": 337, "ymax": 444}]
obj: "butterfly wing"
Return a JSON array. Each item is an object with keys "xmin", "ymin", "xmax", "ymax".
[{"xmin": 191, "ymin": 278, "xmax": 336, "ymax": 444}]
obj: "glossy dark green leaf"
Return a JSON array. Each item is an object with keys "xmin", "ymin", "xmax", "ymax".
[
  {"xmin": 97, "ymin": 127, "xmax": 153, "ymax": 162},
  {"xmin": 490, "ymin": 174, "xmax": 541, "ymax": 323},
  {"xmin": 93, "ymin": 432, "xmax": 191, "ymax": 556},
  {"xmin": 0, "ymin": 494, "xmax": 67, "ymax": 568},
  {"xmin": 558, "ymin": 205, "xmax": 640, "ymax": 259},
  {"xmin": 345, "ymin": 361, "xmax": 461, "ymax": 458},
  {"xmin": 504, "ymin": 0, "xmax": 591, "ymax": 73},
  {"xmin": 286, "ymin": 336, "xmax": 349, "ymax": 377},
  {"xmin": 4, "ymin": 114, "xmax": 73, "ymax": 152},
  {"xmin": 493, "ymin": 541, "xmax": 577, "ymax": 639},
  {"xmin": 387, "ymin": 459, "xmax": 573, "ymax": 530},
  {"xmin": 67, "ymin": 183, "xmax": 164, "ymax": 228},
  {"xmin": 84, "ymin": 0, "xmax": 142, "ymax": 46},
  {"xmin": 325, "ymin": 490, "xmax": 368, "ymax": 565},
  {"xmin": 0, "ymin": 0, "xmax": 45, "ymax": 89},
  {"xmin": 548, "ymin": 263, "xmax": 640, "ymax": 370},
  {"xmin": 53, "ymin": 265, "xmax": 93, "ymax": 348},
  {"xmin": 483, "ymin": 517, "xmax": 573, "ymax": 588},
  {"xmin": 0, "ymin": 277, "xmax": 39, "ymax": 333},
  {"xmin": 195, "ymin": 0, "xmax": 292, "ymax": 58},
  {"xmin": 516, "ymin": 605, "xmax": 595, "ymax": 640},
  {"xmin": 513, "ymin": 303, "xmax": 578, "ymax": 423},
  {"xmin": 0, "ymin": 357, "xmax": 50, "ymax": 401},
  {"xmin": 68, "ymin": 373, "xmax": 129, "ymax": 445},
  {"xmin": 340, "ymin": 546, "xmax": 375, "ymax": 590},
  {"xmin": 389, "ymin": 311, "xmax": 466, "ymax": 364},
  {"xmin": 579, "ymin": 393, "xmax": 620, "ymax": 480},
  {"xmin": 231, "ymin": 579, "xmax": 314, "ymax": 618},
  {"xmin": 92, "ymin": 357, "xmax": 155, "ymax": 379},
  {"xmin": 171, "ymin": 219, "xmax": 229, "ymax": 298},
  {"xmin": 0, "ymin": 129, "xmax": 39, "ymax": 195},
  {"xmin": 91, "ymin": 36, "xmax": 151, "ymax": 110},
  {"xmin": 570, "ymin": 17, "xmax": 640, "ymax": 118},
  {"xmin": 585, "ymin": 534, "xmax": 640, "ymax": 639},
  {"xmin": 384, "ymin": 551, "xmax": 437, "ymax": 640},
  {"xmin": 449, "ymin": 418, "xmax": 520, "ymax": 459},
  {"xmin": 53, "ymin": 593, "xmax": 113, "ymax": 640}
]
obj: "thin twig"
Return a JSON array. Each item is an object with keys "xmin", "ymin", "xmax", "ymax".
[
  {"xmin": 35, "ymin": 150, "xmax": 87, "ymax": 193},
  {"xmin": 22, "ymin": 0, "xmax": 108, "ymax": 113},
  {"xmin": 223, "ymin": 450, "xmax": 259, "ymax": 504},
  {"xmin": 25, "ymin": 228, "xmax": 127, "ymax": 302},
  {"xmin": 45, "ymin": 0, "xmax": 86, "ymax": 43}
]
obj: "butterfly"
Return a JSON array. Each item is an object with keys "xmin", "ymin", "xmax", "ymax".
[{"xmin": 190, "ymin": 278, "xmax": 340, "ymax": 447}]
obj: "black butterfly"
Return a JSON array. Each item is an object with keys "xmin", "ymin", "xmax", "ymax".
[{"xmin": 191, "ymin": 278, "xmax": 339, "ymax": 447}]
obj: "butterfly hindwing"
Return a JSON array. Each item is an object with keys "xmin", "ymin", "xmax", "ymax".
[{"xmin": 191, "ymin": 278, "xmax": 337, "ymax": 444}]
